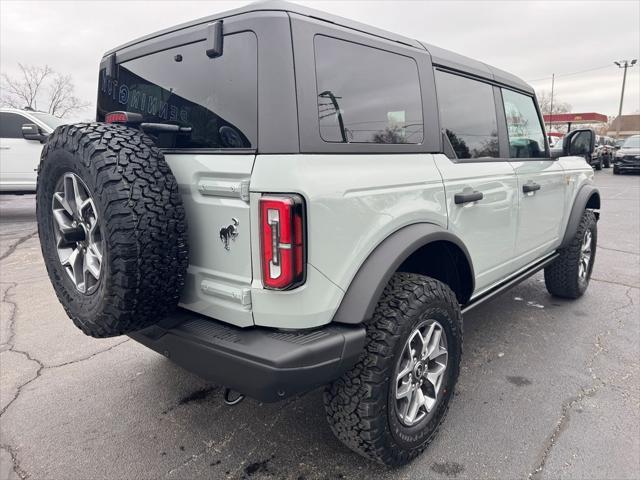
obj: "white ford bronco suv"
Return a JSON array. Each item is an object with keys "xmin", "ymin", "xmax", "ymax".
[{"xmin": 36, "ymin": 1, "xmax": 600, "ymax": 466}]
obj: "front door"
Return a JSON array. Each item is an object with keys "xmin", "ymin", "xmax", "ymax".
[
  {"xmin": 510, "ymin": 160, "xmax": 566, "ymax": 265},
  {"xmin": 500, "ymin": 88, "xmax": 566, "ymax": 267},
  {"xmin": 0, "ymin": 111, "xmax": 41, "ymax": 191}
]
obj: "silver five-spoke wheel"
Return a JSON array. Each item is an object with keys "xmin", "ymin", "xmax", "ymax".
[
  {"xmin": 394, "ymin": 319, "xmax": 448, "ymax": 427},
  {"xmin": 51, "ymin": 172, "xmax": 103, "ymax": 294},
  {"xmin": 579, "ymin": 229, "xmax": 592, "ymax": 280}
]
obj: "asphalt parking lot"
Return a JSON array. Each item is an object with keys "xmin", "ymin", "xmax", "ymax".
[{"xmin": 1, "ymin": 168, "xmax": 638, "ymax": 480}]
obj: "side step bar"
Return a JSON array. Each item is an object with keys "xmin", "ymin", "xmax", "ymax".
[{"xmin": 462, "ymin": 252, "xmax": 559, "ymax": 314}]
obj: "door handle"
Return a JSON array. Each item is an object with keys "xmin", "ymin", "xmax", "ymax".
[
  {"xmin": 523, "ymin": 182, "xmax": 541, "ymax": 193},
  {"xmin": 0, "ymin": 146, "xmax": 10, "ymax": 150},
  {"xmin": 454, "ymin": 189, "xmax": 483, "ymax": 205}
]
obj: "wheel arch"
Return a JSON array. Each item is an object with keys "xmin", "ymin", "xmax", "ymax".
[
  {"xmin": 561, "ymin": 184, "xmax": 600, "ymax": 249},
  {"xmin": 332, "ymin": 223, "xmax": 474, "ymax": 325}
]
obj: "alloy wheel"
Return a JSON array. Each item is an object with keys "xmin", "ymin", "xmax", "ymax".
[
  {"xmin": 394, "ymin": 319, "xmax": 449, "ymax": 427},
  {"xmin": 51, "ymin": 173, "xmax": 103, "ymax": 294},
  {"xmin": 579, "ymin": 229, "xmax": 593, "ymax": 280}
]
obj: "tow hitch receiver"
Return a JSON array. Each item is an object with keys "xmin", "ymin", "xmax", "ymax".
[{"xmin": 223, "ymin": 387, "xmax": 245, "ymax": 406}]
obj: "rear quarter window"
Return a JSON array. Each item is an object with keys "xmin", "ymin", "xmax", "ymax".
[
  {"xmin": 313, "ymin": 35, "xmax": 423, "ymax": 144},
  {"xmin": 97, "ymin": 32, "xmax": 257, "ymax": 150}
]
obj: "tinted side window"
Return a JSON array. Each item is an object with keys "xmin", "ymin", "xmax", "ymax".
[
  {"xmin": 502, "ymin": 89, "xmax": 546, "ymax": 158},
  {"xmin": 435, "ymin": 70, "xmax": 499, "ymax": 159},
  {"xmin": 97, "ymin": 32, "xmax": 257, "ymax": 149},
  {"xmin": 0, "ymin": 112, "xmax": 29, "ymax": 138},
  {"xmin": 314, "ymin": 35, "xmax": 423, "ymax": 144}
]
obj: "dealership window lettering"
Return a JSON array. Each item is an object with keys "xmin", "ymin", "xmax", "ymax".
[{"xmin": 100, "ymin": 71, "xmax": 189, "ymax": 122}]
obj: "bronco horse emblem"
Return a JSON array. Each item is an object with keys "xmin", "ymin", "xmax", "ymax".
[{"xmin": 219, "ymin": 218, "xmax": 239, "ymax": 251}]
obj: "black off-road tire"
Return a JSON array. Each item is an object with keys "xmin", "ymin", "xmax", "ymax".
[
  {"xmin": 323, "ymin": 273, "xmax": 462, "ymax": 466},
  {"xmin": 595, "ymin": 159, "xmax": 603, "ymax": 170},
  {"xmin": 544, "ymin": 210, "xmax": 597, "ymax": 299},
  {"xmin": 613, "ymin": 165, "xmax": 620, "ymax": 174},
  {"xmin": 604, "ymin": 158, "xmax": 611, "ymax": 168},
  {"xmin": 36, "ymin": 123, "xmax": 188, "ymax": 337}
]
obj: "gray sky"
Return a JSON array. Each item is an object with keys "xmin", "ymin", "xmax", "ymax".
[{"xmin": 1, "ymin": 0, "xmax": 639, "ymax": 122}]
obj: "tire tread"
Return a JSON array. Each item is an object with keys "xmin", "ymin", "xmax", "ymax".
[
  {"xmin": 36, "ymin": 123, "xmax": 188, "ymax": 337},
  {"xmin": 544, "ymin": 210, "xmax": 596, "ymax": 299},
  {"xmin": 323, "ymin": 273, "xmax": 462, "ymax": 466}
]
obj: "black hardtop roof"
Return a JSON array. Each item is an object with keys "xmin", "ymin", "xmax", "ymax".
[{"xmin": 105, "ymin": 0, "xmax": 533, "ymax": 94}]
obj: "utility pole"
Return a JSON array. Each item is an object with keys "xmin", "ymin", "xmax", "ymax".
[
  {"xmin": 548, "ymin": 73, "xmax": 555, "ymax": 133},
  {"xmin": 614, "ymin": 59, "xmax": 637, "ymax": 138},
  {"xmin": 319, "ymin": 90, "xmax": 347, "ymax": 143}
]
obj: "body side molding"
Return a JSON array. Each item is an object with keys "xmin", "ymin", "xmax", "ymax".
[{"xmin": 332, "ymin": 223, "xmax": 474, "ymax": 325}]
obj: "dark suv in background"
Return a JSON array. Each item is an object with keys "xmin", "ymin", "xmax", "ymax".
[{"xmin": 614, "ymin": 135, "xmax": 640, "ymax": 174}]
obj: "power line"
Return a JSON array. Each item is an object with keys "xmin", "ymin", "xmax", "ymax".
[{"xmin": 526, "ymin": 64, "xmax": 613, "ymax": 83}]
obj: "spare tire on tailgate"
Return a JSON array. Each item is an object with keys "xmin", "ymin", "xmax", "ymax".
[{"xmin": 36, "ymin": 123, "xmax": 188, "ymax": 338}]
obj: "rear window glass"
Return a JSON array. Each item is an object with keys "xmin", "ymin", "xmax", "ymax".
[
  {"xmin": 314, "ymin": 35, "xmax": 423, "ymax": 144},
  {"xmin": 97, "ymin": 32, "xmax": 257, "ymax": 149}
]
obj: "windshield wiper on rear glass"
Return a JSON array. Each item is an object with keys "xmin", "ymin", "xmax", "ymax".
[{"xmin": 140, "ymin": 123, "xmax": 192, "ymax": 134}]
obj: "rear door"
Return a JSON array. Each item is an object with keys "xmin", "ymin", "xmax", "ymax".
[
  {"xmin": 499, "ymin": 88, "xmax": 566, "ymax": 266},
  {"xmin": 97, "ymin": 24, "xmax": 259, "ymax": 326},
  {"xmin": 433, "ymin": 70, "xmax": 519, "ymax": 293}
]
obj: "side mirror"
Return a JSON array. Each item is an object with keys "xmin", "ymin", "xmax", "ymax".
[
  {"xmin": 22, "ymin": 123, "xmax": 47, "ymax": 142},
  {"xmin": 551, "ymin": 129, "xmax": 595, "ymax": 159}
]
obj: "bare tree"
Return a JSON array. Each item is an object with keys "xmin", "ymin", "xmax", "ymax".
[
  {"xmin": 372, "ymin": 126, "xmax": 408, "ymax": 144},
  {"xmin": 1, "ymin": 63, "xmax": 89, "ymax": 117},
  {"xmin": 597, "ymin": 116, "xmax": 618, "ymax": 136},
  {"xmin": 536, "ymin": 90, "xmax": 572, "ymax": 116},
  {"xmin": 1, "ymin": 64, "xmax": 52, "ymax": 110},
  {"xmin": 47, "ymin": 73, "xmax": 89, "ymax": 118}
]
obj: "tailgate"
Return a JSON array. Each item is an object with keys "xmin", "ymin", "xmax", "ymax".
[
  {"xmin": 166, "ymin": 153, "xmax": 256, "ymax": 327},
  {"xmin": 96, "ymin": 27, "xmax": 261, "ymax": 327}
]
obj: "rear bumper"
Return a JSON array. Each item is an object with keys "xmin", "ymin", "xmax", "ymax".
[{"xmin": 130, "ymin": 310, "xmax": 366, "ymax": 402}]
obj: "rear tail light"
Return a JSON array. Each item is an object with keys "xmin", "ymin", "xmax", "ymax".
[{"xmin": 259, "ymin": 195, "xmax": 306, "ymax": 290}]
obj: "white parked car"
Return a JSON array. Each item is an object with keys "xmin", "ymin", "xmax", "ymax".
[{"xmin": 0, "ymin": 108, "xmax": 66, "ymax": 193}]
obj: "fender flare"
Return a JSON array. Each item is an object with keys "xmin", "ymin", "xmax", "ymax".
[
  {"xmin": 560, "ymin": 184, "xmax": 600, "ymax": 248},
  {"xmin": 332, "ymin": 223, "xmax": 474, "ymax": 325}
]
